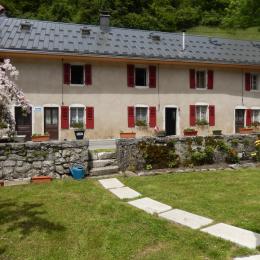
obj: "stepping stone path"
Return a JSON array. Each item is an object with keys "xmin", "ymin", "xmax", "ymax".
[
  {"xmin": 201, "ymin": 223, "xmax": 260, "ymax": 249},
  {"xmin": 99, "ymin": 177, "xmax": 260, "ymax": 254},
  {"xmin": 128, "ymin": 197, "xmax": 172, "ymax": 214},
  {"xmin": 109, "ymin": 187, "xmax": 141, "ymax": 199},
  {"xmin": 159, "ymin": 209, "xmax": 213, "ymax": 229}
]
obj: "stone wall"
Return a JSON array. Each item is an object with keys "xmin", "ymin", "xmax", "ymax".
[
  {"xmin": 0, "ymin": 140, "xmax": 89, "ymax": 180},
  {"xmin": 116, "ymin": 135, "xmax": 258, "ymax": 171}
]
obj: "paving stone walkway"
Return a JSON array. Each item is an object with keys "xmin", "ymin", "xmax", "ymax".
[{"xmin": 98, "ymin": 177, "xmax": 260, "ymax": 253}]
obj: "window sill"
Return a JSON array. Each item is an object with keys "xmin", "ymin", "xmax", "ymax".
[
  {"xmin": 134, "ymin": 85, "xmax": 149, "ymax": 89},
  {"xmin": 250, "ymin": 90, "xmax": 260, "ymax": 92},
  {"xmin": 69, "ymin": 84, "xmax": 85, "ymax": 87},
  {"xmin": 195, "ymin": 87, "xmax": 207, "ymax": 90}
]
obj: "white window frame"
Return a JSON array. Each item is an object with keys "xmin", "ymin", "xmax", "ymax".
[
  {"xmin": 252, "ymin": 109, "xmax": 260, "ymax": 123},
  {"xmin": 195, "ymin": 70, "xmax": 207, "ymax": 90},
  {"xmin": 134, "ymin": 65, "xmax": 149, "ymax": 89},
  {"xmin": 70, "ymin": 64, "xmax": 85, "ymax": 87},
  {"xmin": 69, "ymin": 104, "xmax": 85, "ymax": 128},
  {"xmin": 195, "ymin": 102, "xmax": 209, "ymax": 122},
  {"xmin": 134, "ymin": 105, "xmax": 149, "ymax": 126},
  {"xmin": 251, "ymin": 73, "xmax": 260, "ymax": 91}
]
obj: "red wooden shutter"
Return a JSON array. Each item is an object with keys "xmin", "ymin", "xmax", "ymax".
[
  {"xmin": 128, "ymin": 106, "xmax": 135, "ymax": 127},
  {"xmin": 85, "ymin": 64, "xmax": 92, "ymax": 85},
  {"xmin": 246, "ymin": 109, "xmax": 252, "ymax": 126},
  {"xmin": 63, "ymin": 64, "xmax": 70, "ymax": 84},
  {"xmin": 149, "ymin": 66, "xmax": 156, "ymax": 88},
  {"xmin": 209, "ymin": 105, "xmax": 215, "ymax": 126},
  {"xmin": 149, "ymin": 106, "xmax": 156, "ymax": 127},
  {"xmin": 207, "ymin": 70, "xmax": 214, "ymax": 89},
  {"xmin": 61, "ymin": 106, "xmax": 69, "ymax": 129},
  {"xmin": 190, "ymin": 105, "xmax": 196, "ymax": 126},
  {"xmin": 190, "ymin": 69, "xmax": 195, "ymax": 89},
  {"xmin": 245, "ymin": 73, "xmax": 251, "ymax": 91},
  {"xmin": 86, "ymin": 107, "xmax": 94, "ymax": 129},
  {"xmin": 127, "ymin": 65, "xmax": 135, "ymax": 87}
]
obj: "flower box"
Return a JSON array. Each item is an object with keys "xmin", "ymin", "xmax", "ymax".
[
  {"xmin": 183, "ymin": 130, "xmax": 198, "ymax": 136},
  {"xmin": 31, "ymin": 135, "xmax": 50, "ymax": 142},
  {"xmin": 212, "ymin": 130, "xmax": 222, "ymax": 135},
  {"xmin": 120, "ymin": 132, "xmax": 136, "ymax": 139},
  {"xmin": 31, "ymin": 176, "xmax": 52, "ymax": 184},
  {"xmin": 239, "ymin": 128, "xmax": 253, "ymax": 134}
]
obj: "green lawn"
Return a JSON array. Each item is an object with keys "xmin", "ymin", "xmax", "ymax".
[
  {"xmin": 0, "ymin": 169, "xmax": 259, "ymax": 259},
  {"xmin": 187, "ymin": 26, "xmax": 260, "ymax": 41}
]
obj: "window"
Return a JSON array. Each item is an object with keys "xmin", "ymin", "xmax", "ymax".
[
  {"xmin": 135, "ymin": 107, "xmax": 148, "ymax": 126},
  {"xmin": 70, "ymin": 107, "xmax": 84, "ymax": 126},
  {"xmin": 135, "ymin": 68, "xmax": 147, "ymax": 87},
  {"xmin": 251, "ymin": 74, "xmax": 259, "ymax": 90},
  {"xmin": 196, "ymin": 106, "xmax": 208, "ymax": 121},
  {"xmin": 71, "ymin": 65, "xmax": 84, "ymax": 85},
  {"xmin": 196, "ymin": 71, "xmax": 206, "ymax": 89},
  {"xmin": 252, "ymin": 110, "xmax": 260, "ymax": 123}
]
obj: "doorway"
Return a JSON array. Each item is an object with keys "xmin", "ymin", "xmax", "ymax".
[
  {"xmin": 15, "ymin": 107, "xmax": 32, "ymax": 141},
  {"xmin": 44, "ymin": 107, "xmax": 59, "ymax": 140},
  {"xmin": 165, "ymin": 107, "xmax": 177, "ymax": 136},
  {"xmin": 235, "ymin": 109, "xmax": 245, "ymax": 133}
]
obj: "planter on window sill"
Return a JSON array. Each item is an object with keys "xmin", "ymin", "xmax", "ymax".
[
  {"xmin": 183, "ymin": 129, "xmax": 198, "ymax": 136},
  {"xmin": 212, "ymin": 130, "xmax": 222, "ymax": 135},
  {"xmin": 31, "ymin": 176, "xmax": 52, "ymax": 184},
  {"xmin": 32, "ymin": 134, "xmax": 50, "ymax": 142},
  {"xmin": 120, "ymin": 132, "xmax": 136, "ymax": 139},
  {"xmin": 239, "ymin": 128, "xmax": 253, "ymax": 134}
]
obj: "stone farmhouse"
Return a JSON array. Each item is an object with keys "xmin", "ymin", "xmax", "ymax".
[{"xmin": 0, "ymin": 9, "xmax": 260, "ymax": 140}]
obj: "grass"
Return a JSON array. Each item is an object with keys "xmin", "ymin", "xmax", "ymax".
[
  {"xmin": 0, "ymin": 169, "xmax": 259, "ymax": 259},
  {"xmin": 187, "ymin": 26, "xmax": 260, "ymax": 41}
]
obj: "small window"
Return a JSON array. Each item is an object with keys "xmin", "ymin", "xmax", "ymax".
[
  {"xmin": 71, "ymin": 65, "xmax": 84, "ymax": 85},
  {"xmin": 251, "ymin": 74, "xmax": 259, "ymax": 90},
  {"xmin": 252, "ymin": 110, "xmax": 260, "ymax": 123},
  {"xmin": 70, "ymin": 107, "xmax": 84, "ymax": 127},
  {"xmin": 196, "ymin": 105, "xmax": 208, "ymax": 121},
  {"xmin": 135, "ymin": 107, "xmax": 148, "ymax": 126},
  {"xmin": 196, "ymin": 71, "xmax": 206, "ymax": 89},
  {"xmin": 135, "ymin": 68, "xmax": 147, "ymax": 87}
]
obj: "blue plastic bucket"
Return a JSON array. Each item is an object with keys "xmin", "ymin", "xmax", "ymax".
[{"xmin": 70, "ymin": 165, "xmax": 85, "ymax": 180}]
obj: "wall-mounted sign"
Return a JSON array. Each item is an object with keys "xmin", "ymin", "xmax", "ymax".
[{"xmin": 34, "ymin": 106, "xmax": 42, "ymax": 112}]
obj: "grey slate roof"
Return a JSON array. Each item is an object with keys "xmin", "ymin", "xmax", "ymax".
[{"xmin": 0, "ymin": 16, "xmax": 260, "ymax": 66}]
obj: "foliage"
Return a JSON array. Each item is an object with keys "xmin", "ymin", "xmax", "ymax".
[
  {"xmin": 135, "ymin": 120, "xmax": 147, "ymax": 127},
  {"xmin": 1, "ymin": 0, "xmax": 260, "ymax": 33},
  {"xmin": 196, "ymin": 119, "xmax": 209, "ymax": 126},
  {"xmin": 0, "ymin": 59, "xmax": 30, "ymax": 136},
  {"xmin": 251, "ymin": 139, "xmax": 260, "ymax": 161},
  {"xmin": 71, "ymin": 122, "xmax": 84, "ymax": 130},
  {"xmin": 184, "ymin": 128, "xmax": 196, "ymax": 132},
  {"xmin": 225, "ymin": 148, "xmax": 239, "ymax": 163},
  {"xmin": 190, "ymin": 146, "xmax": 215, "ymax": 166}
]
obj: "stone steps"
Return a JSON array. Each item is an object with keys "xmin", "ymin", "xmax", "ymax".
[{"xmin": 90, "ymin": 165, "xmax": 119, "ymax": 176}]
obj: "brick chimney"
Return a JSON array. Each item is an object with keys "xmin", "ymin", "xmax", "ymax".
[{"xmin": 100, "ymin": 11, "xmax": 110, "ymax": 32}]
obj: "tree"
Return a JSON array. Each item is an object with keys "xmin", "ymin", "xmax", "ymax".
[{"xmin": 0, "ymin": 59, "xmax": 30, "ymax": 136}]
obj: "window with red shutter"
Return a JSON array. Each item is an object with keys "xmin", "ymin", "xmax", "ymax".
[
  {"xmin": 63, "ymin": 64, "xmax": 70, "ymax": 84},
  {"xmin": 207, "ymin": 70, "xmax": 214, "ymax": 89},
  {"xmin": 245, "ymin": 73, "xmax": 251, "ymax": 91},
  {"xmin": 246, "ymin": 109, "xmax": 252, "ymax": 126},
  {"xmin": 190, "ymin": 69, "xmax": 195, "ymax": 89},
  {"xmin": 190, "ymin": 105, "xmax": 196, "ymax": 126},
  {"xmin": 86, "ymin": 107, "xmax": 94, "ymax": 129},
  {"xmin": 127, "ymin": 65, "xmax": 134, "ymax": 87},
  {"xmin": 149, "ymin": 106, "xmax": 156, "ymax": 127},
  {"xmin": 209, "ymin": 105, "xmax": 215, "ymax": 126},
  {"xmin": 128, "ymin": 106, "xmax": 135, "ymax": 127},
  {"xmin": 149, "ymin": 66, "xmax": 156, "ymax": 88},
  {"xmin": 85, "ymin": 64, "xmax": 92, "ymax": 85},
  {"xmin": 61, "ymin": 106, "xmax": 69, "ymax": 129}
]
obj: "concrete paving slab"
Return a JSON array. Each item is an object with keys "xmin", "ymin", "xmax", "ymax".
[
  {"xmin": 98, "ymin": 178, "xmax": 124, "ymax": 189},
  {"xmin": 4, "ymin": 178, "xmax": 31, "ymax": 187},
  {"xmin": 201, "ymin": 223, "xmax": 260, "ymax": 249},
  {"xmin": 159, "ymin": 209, "xmax": 213, "ymax": 229},
  {"xmin": 109, "ymin": 187, "xmax": 141, "ymax": 199},
  {"xmin": 128, "ymin": 197, "xmax": 172, "ymax": 214},
  {"xmin": 234, "ymin": 255, "xmax": 260, "ymax": 260}
]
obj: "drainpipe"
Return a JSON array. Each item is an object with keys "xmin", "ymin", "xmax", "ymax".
[
  {"xmin": 61, "ymin": 58, "xmax": 64, "ymax": 106},
  {"xmin": 241, "ymin": 69, "xmax": 244, "ymax": 106},
  {"xmin": 157, "ymin": 64, "xmax": 160, "ymax": 112}
]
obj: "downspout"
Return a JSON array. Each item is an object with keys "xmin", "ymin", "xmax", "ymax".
[
  {"xmin": 61, "ymin": 58, "xmax": 64, "ymax": 105},
  {"xmin": 157, "ymin": 64, "xmax": 160, "ymax": 112},
  {"xmin": 241, "ymin": 69, "xmax": 244, "ymax": 106}
]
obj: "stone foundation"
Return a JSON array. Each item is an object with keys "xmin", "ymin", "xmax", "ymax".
[{"xmin": 0, "ymin": 140, "xmax": 89, "ymax": 180}]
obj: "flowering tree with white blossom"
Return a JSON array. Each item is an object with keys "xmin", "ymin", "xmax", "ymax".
[{"xmin": 0, "ymin": 59, "xmax": 30, "ymax": 135}]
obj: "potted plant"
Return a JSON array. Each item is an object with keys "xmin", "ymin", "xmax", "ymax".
[
  {"xmin": 183, "ymin": 128, "xmax": 198, "ymax": 136},
  {"xmin": 212, "ymin": 130, "xmax": 222, "ymax": 135},
  {"xmin": 196, "ymin": 119, "xmax": 209, "ymax": 126},
  {"xmin": 135, "ymin": 120, "xmax": 147, "ymax": 129},
  {"xmin": 32, "ymin": 132, "xmax": 50, "ymax": 142},
  {"xmin": 120, "ymin": 131, "xmax": 136, "ymax": 139},
  {"xmin": 71, "ymin": 122, "xmax": 85, "ymax": 140},
  {"xmin": 156, "ymin": 130, "xmax": 166, "ymax": 137},
  {"xmin": 239, "ymin": 127, "xmax": 253, "ymax": 134}
]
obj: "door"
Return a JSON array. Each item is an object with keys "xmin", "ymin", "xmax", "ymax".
[
  {"xmin": 165, "ymin": 108, "xmax": 177, "ymax": 136},
  {"xmin": 235, "ymin": 109, "xmax": 245, "ymax": 133},
  {"xmin": 15, "ymin": 107, "xmax": 32, "ymax": 141},
  {"xmin": 44, "ymin": 107, "xmax": 59, "ymax": 140}
]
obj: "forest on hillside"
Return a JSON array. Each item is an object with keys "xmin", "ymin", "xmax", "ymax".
[{"xmin": 1, "ymin": 0, "xmax": 260, "ymax": 32}]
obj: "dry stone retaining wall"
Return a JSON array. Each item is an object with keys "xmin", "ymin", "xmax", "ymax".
[{"xmin": 0, "ymin": 140, "xmax": 89, "ymax": 180}]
